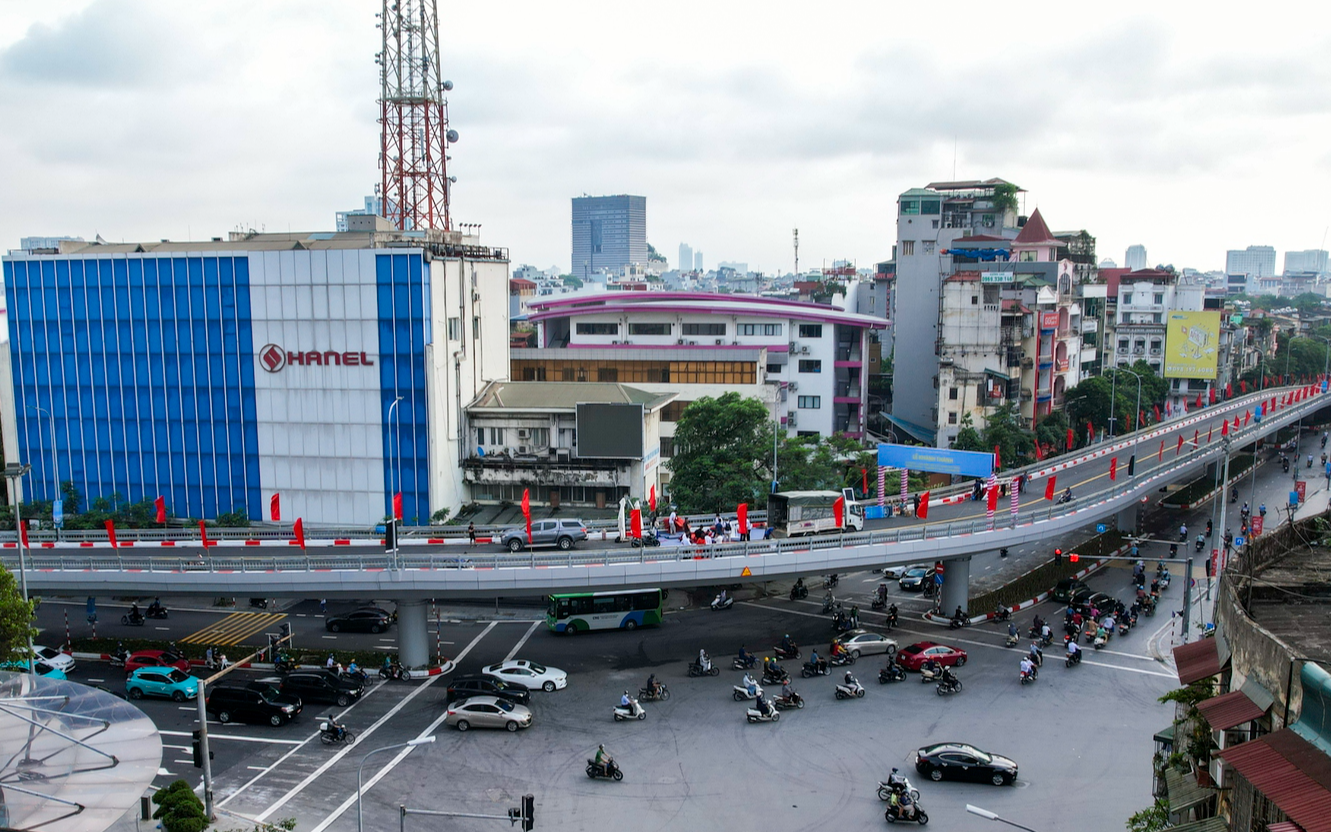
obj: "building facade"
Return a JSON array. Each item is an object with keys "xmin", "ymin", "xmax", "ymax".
[
  {"xmin": 571, "ymin": 195, "xmax": 647, "ymax": 278},
  {"xmin": 1, "ymin": 227, "xmax": 510, "ymax": 526},
  {"xmin": 1124, "ymin": 244, "xmax": 1148, "ymax": 271},
  {"xmin": 1226, "ymin": 245, "xmax": 1277, "ymax": 278}
]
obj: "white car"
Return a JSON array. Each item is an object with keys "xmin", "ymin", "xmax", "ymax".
[
  {"xmin": 833, "ymin": 630, "xmax": 899, "ymax": 659},
  {"xmin": 883, "ymin": 563, "xmax": 928, "ymax": 580},
  {"xmin": 482, "ymin": 660, "xmax": 568, "ymax": 692},
  {"xmin": 23, "ymin": 645, "xmax": 75, "ymax": 673}
]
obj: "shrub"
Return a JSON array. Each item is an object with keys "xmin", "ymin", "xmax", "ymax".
[{"xmin": 152, "ymin": 779, "xmax": 207, "ymax": 832}]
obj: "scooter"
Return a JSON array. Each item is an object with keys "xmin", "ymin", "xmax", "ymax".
[
  {"xmin": 688, "ymin": 660, "xmax": 720, "ymax": 677},
  {"xmin": 711, "ymin": 593, "xmax": 734, "ymax": 611},
  {"xmin": 745, "ymin": 704, "xmax": 780, "ymax": 723},
  {"xmin": 762, "ymin": 665, "xmax": 790, "ymax": 685},
  {"xmin": 379, "ymin": 662, "xmax": 407, "ymax": 681},
  {"xmin": 586, "ymin": 759, "xmax": 623, "ymax": 781},
  {"xmin": 638, "ymin": 684, "xmax": 670, "ymax": 702},
  {"xmin": 773, "ymin": 690, "xmax": 805, "ymax": 710},
  {"xmin": 1195, "ymin": 536, "xmax": 1205, "ymax": 552},
  {"xmin": 340, "ymin": 667, "xmax": 370, "ymax": 685},
  {"xmin": 732, "ymin": 654, "xmax": 757, "ymax": 670},
  {"xmin": 1020, "ymin": 666, "xmax": 1038, "ymax": 685},
  {"xmin": 884, "ymin": 610, "xmax": 899, "ymax": 631},
  {"xmin": 318, "ymin": 719, "xmax": 356, "ymax": 746},
  {"xmin": 823, "ymin": 574, "xmax": 840, "ymax": 589},
  {"xmin": 121, "ymin": 612, "xmax": 145, "ymax": 627},
  {"xmin": 801, "ymin": 659, "xmax": 830, "ymax": 678},
  {"xmin": 733, "ymin": 682, "xmax": 764, "ymax": 701},
  {"xmin": 834, "ymin": 678, "xmax": 866, "ymax": 699},
  {"xmin": 108, "ymin": 645, "xmax": 128, "ymax": 668},
  {"xmin": 145, "ymin": 606, "xmax": 169, "ymax": 620},
  {"xmin": 918, "ymin": 662, "xmax": 943, "ymax": 684},
  {"xmin": 993, "ymin": 605, "xmax": 1012, "ymax": 622},
  {"xmin": 774, "ymin": 643, "xmax": 801, "ymax": 661},
  {"xmin": 878, "ymin": 663, "xmax": 906, "ymax": 683},
  {"xmin": 821, "ymin": 595, "xmax": 836, "ymax": 615},
  {"xmin": 1066, "ymin": 649, "xmax": 1083, "ymax": 667},
  {"xmin": 935, "ymin": 675, "xmax": 963, "ymax": 696},
  {"xmin": 878, "ymin": 778, "xmax": 921, "ymax": 802},
  {"xmin": 613, "ymin": 699, "xmax": 647, "ymax": 721},
  {"xmin": 1004, "ymin": 632, "xmax": 1019, "ymax": 648},
  {"xmin": 789, "ymin": 582, "xmax": 809, "ymax": 601},
  {"xmin": 629, "ymin": 530, "xmax": 660, "ymax": 548},
  {"xmin": 828, "ymin": 653, "xmax": 856, "ymax": 668},
  {"xmin": 948, "ymin": 615, "xmax": 971, "ymax": 630},
  {"xmin": 1093, "ymin": 632, "xmax": 1109, "ymax": 650},
  {"xmin": 871, "ymin": 593, "xmax": 888, "ymax": 611},
  {"xmin": 884, "ymin": 799, "xmax": 929, "ymax": 825}
]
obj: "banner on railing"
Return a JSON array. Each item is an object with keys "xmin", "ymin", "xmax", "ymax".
[{"xmin": 877, "ymin": 444, "xmax": 994, "ymax": 478}]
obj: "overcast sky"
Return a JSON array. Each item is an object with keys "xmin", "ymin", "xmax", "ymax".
[{"xmin": 2, "ymin": 1, "xmax": 1328, "ymax": 276}]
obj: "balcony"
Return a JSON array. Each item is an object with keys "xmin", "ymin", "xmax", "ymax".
[
  {"xmin": 1082, "ymin": 318, "xmax": 1098, "ymax": 333},
  {"xmin": 1038, "ymin": 359, "xmax": 1053, "ymax": 369}
]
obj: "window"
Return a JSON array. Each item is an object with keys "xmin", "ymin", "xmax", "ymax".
[
  {"xmin": 900, "ymin": 241, "xmax": 915, "ymax": 256},
  {"xmin": 1150, "ymin": 340, "xmax": 1162, "ymax": 351},
  {"xmin": 948, "ymin": 412, "xmax": 958, "ymax": 424},
  {"xmin": 597, "ymin": 367, "xmax": 619, "ymax": 382},
  {"xmin": 576, "ymin": 322, "xmax": 618, "ymax": 336},
  {"xmin": 473, "ymin": 316, "xmax": 480, "ymax": 339},
  {"xmin": 628, "ymin": 322, "xmax": 670, "ymax": 336},
  {"xmin": 764, "ymin": 323, "xmax": 781, "ymax": 336},
  {"xmin": 766, "ymin": 363, "xmax": 782, "ymax": 374},
  {"xmin": 447, "ymin": 317, "xmax": 461, "ymax": 340},
  {"xmin": 477, "ymin": 428, "xmax": 485, "ymax": 446},
  {"xmin": 949, "ymin": 387, "xmax": 958, "ymax": 400},
  {"xmin": 521, "ymin": 366, "xmax": 546, "ymax": 381},
  {"xmin": 659, "ymin": 436, "xmax": 674, "ymax": 457},
  {"xmin": 739, "ymin": 324, "xmax": 756, "ymax": 336},
  {"xmin": 561, "ymin": 367, "xmax": 575, "ymax": 381},
  {"xmin": 1019, "ymin": 250, "xmax": 1037, "ymax": 262},
  {"xmin": 922, "ymin": 241, "xmax": 936, "ymax": 254},
  {"xmin": 971, "ymin": 295, "xmax": 979, "ymax": 305},
  {"xmin": 1118, "ymin": 339, "xmax": 1129, "ymax": 351},
  {"xmin": 489, "ymin": 428, "xmax": 505, "ymax": 445},
  {"xmin": 1153, "ymin": 293, "xmax": 1164, "ymax": 304},
  {"xmin": 530, "ymin": 428, "xmax": 550, "ymax": 446},
  {"xmin": 798, "ymin": 324, "xmax": 823, "ymax": 338},
  {"xmin": 798, "ymin": 360, "xmax": 822, "ymax": 373},
  {"xmin": 921, "ymin": 199, "xmax": 941, "ymax": 215},
  {"xmin": 1152, "ymin": 313, "xmax": 1162, "ymax": 324},
  {"xmin": 682, "ymin": 323, "xmax": 726, "ymax": 336},
  {"xmin": 797, "ymin": 396, "xmax": 821, "ymax": 409},
  {"xmin": 900, "ymin": 200, "xmax": 920, "ymax": 215}
]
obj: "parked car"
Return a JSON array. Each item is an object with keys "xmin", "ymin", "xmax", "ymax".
[
  {"xmin": 21, "ymin": 645, "xmax": 75, "ymax": 673},
  {"xmin": 1052, "ymin": 578, "xmax": 1090, "ymax": 603},
  {"xmin": 896, "ymin": 641, "xmax": 968, "ymax": 670},
  {"xmin": 0, "ymin": 659, "xmax": 67, "ymax": 680},
  {"xmin": 444, "ymin": 696, "xmax": 533, "ymax": 732},
  {"xmin": 499, "ymin": 519, "xmax": 588, "ymax": 552},
  {"xmin": 446, "ymin": 675, "xmax": 532, "ymax": 705},
  {"xmin": 126, "ymin": 667, "xmax": 200, "ymax": 702},
  {"xmin": 207, "ymin": 682, "xmax": 303, "ymax": 726},
  {"xmin": 832, "ymin": 630, "xmax": 898, "ymax": 659},
  {"xmin": 124, "ymin": 650, "xmax": 191, "ymax": 676},
  {"xmin": 915, "ymin": 742, "xmax": 1018, "ymax": 786},
  {"xmin": 482, "ymin": 660, "xmax": 568, "ymax": 692},
  {"xmin": 325, "ymin": 609, "xmax": 393, "ymax": 634},
  {"xmin": 279, "ymin": 670, "xmax": 365, "ymax": 707},
  {"xmin": 882, "ymin": 563, "xmax": 928, "ymax": 580},
  {"xmin": 899, "ymin": 567, "xmax": 932, "ymax": 592}
]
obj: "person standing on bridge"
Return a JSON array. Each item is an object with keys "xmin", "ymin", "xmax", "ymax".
[{"xmin": 467, "ymin": 521, "xmax": 476, "ymax": 546}]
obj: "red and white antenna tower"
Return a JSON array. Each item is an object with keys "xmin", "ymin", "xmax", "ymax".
[{"xmin": 378, "ymin": 0, "xmax": 457, "ymax": 232}]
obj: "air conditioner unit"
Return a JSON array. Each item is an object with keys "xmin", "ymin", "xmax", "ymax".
[
  {"xmin": 518, "ymin": 445, "xmax": 529, "ymax": 454},
  {"xmin": 787, "ymin": 413, "xmax": 798, "ymax": 426},
  {"xmin": 611, "ymin": 340, "xmax": 622, "ymax": 345},
  {"xmin": 788, "ymin": 381, "xmax": 798, "ymax": 391},
  {"xmin": 676, "ymin": 338, "xmax": 686, "ymax": 345},
  {"xmin": 800, "ymin": 346, "xmax": 810, "ymax": 355},
  {"xmin": 517, "ymin": 429, "xmax": 530, "ymax": 439},
  {"xmin": 789, "ymin": 341, "xmax": 799, "ymax": 352},
  {"xmin": 732, "ymin": 340, "xmax": 740, "ymax": 345},
  {"xmin": 688, "ymin": 340, "xmax": 698, "ymax": 345},
  {"xmin": 472, "ymin": 291, "xmax": 481, "ymax": 302}
]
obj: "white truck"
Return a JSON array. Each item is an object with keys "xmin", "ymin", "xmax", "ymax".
[{"xmin": 766, "ymin": 490, "xmax": 864, "ymax": 537}]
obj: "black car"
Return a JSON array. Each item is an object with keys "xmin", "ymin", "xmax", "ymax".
[
  {"xmin": 445, "ymin": 676, "xmax": 532, "ymax": 705},
  {"xmin": 207, "ymin": 682, "xmax": 303, "ymax": 726},
  {"xmin": 325, "ymin": 609, "xmax": 393, "ymax": 634},
  {"xmin": 899, "ymin": 567, "xmax": 931, "ymax": 592},
  {"xmin": 1070, "ymin": 590, "xmax": 1118, "ymax": 615},
  {"xmin": 1052, "ymin": 578, "xmax": 1090, "ymax": 603},
  {"xmin": 915, "ymin": 742, "xmax": 1018, "ymax": 786},
  {"xmin": 279, "ymin": 670, "xmax": 365, "ymax": 707}
]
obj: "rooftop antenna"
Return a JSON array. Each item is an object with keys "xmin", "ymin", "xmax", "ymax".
[
  {"xmin": 952, "ymin": 136, "xmax": 957, "ymax": 180},
  {"xmin": 793, "ymin": 228, "xmax": 799, "ymax": 277}
]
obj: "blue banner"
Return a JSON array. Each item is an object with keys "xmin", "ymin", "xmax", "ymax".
[{"xmin": 877, "ymin": 443, "xmax": 995, "ymax": 477}]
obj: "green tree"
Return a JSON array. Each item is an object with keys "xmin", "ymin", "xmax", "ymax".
[
  {"xmin": 992, "ymin": 182, "xmax": 1019, "ymax": 214},
  {"xmin": 645, "ymin": 243, "xmax": 668, "ymax": 264},
  {"xmin": 951, "ymin": 412, "xmax": 984, "ymax": 452},
  {"xmin": 1124, "ymin": 799, "xmax": 1170, "ymax": 832},
  {"xmin": 668, "ymin": 393, "xmax": 772, "ymax": 512},
  {"xmin": 1292, "ymin": 291, "xmax": 1326, "ymax": 317},
  {"xmin": 979, "ymin": 403, "xmax": 1033, "ymax": 470},
  {"xmin": 0, "ymin": 568, "xmax": 37, "ymax": 663},
  {"xmin": 1035, "ymin": 409, "xmax": 1070, "ymax": 454}
]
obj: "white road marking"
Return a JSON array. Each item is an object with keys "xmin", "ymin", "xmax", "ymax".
[
  {"xmin": 504, "ymin": 620, "xmax": 542, "ymax": 661},
  {"xmin": 321, "ymin": 635, "xmax": 338, "ymax": 640},
  {"xmin": 155, "ymin": 626, "xmax": 170, "ymax": 631},
  {"xmin": 87, "ymin": 678, "xmax": 104, "ymax": 683},
  {"xmin": 160, "ymin": 730, "xmax": 304, "ymax": 746},
  {"xmin": 162, "ymin": 744, "xmax": 190, "ymax": 751},
  {"xmin": 247, "ymin": 766, "xmax": 267, "ymax": 771},
  {"xmin": 252, "ymin": 621, "xmax": 498, "ymax": 822},
  {"xmin": 173, "ymin": 759, "xmax": 193, "ymax": 765},
  {"xmin": 157, "ymin": 768, "xmax": 173, "ymax": 776}
]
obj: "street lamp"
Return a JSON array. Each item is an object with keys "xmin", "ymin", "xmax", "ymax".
[
  {"xmin": 4, "ymin": 462, "xmax": 35, "ymax": 673},
  {"xmin": 967, "ymin": 804, "xmax": 1038, "ymax": 832},
  {"xmin": 26, "ymin": 405, "xmax": 58, "ymax": 502},
  {"xmin": 358, "ymin": 736, "xmax": 436, "ymax": 832},
  {"xmin": 1113, "ymin": 367, "xmax": 1144, "ymax": 474},
  {"xmin": 386, "ymin": 395, "xmax": 405, "ymax": 507}
]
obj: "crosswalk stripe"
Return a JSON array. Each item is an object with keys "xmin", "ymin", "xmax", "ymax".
[{"xmin": 179, "ymin": 612, "xmax": 287, "ymax": 646}]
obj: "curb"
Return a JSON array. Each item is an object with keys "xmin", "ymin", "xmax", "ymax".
[{"xmin": 73, "ymin": 651, "xmax": 455, "ymax": 678}]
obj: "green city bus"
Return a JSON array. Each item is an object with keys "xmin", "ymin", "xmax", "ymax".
[{"xmin": 546, "ymin": 588, "xmax": 664, "ymax": 634}]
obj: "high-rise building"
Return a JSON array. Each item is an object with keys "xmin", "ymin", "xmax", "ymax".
[
  {"xmin": 678, "ymin": 243, "xmax": 693, "ymax": 272},
  {"xmin": 1284, "ymin": 249, "xmax": 1329, "ymax": 275},
  {"xmin": 694, "ymin": 251, "xmax": 704, "ymax": 272},
  {"xmin": 1226, "ymin": 245, "xmax": 1277, "ymax": 278},
  {"xmin": 571, "ymin": 195, "xmax": 647, "ymax": 277},
  {"xmin": 1124, "ymin": 244, "xmax": 1148, "ymax": 271}
]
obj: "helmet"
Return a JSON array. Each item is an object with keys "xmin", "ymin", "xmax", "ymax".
[
  {"xmin": 598, "ymin": 744, "xmax": 605, "ymax": 751},
  {"xmin": 891, "ymin": 767, "xmax": 898, "ymax": 773}
]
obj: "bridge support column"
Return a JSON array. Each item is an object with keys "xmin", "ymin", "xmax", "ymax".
[
  {"xmin": 1117, "ymin": 502, "xmax": 1141, "ymax": 536},
  {"xmin": 396, "ymin": 600, "xmax": 430, "ymax": 669},
  {"xmin": 939, "ymin": 556, "xmax": 972, "ymax": 615}
]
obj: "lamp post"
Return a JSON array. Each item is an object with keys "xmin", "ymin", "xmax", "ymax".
[
  {"xmin": 4, "ymin": 463, "xmax": 34, "ymax": 673},
  {"xmin": 358, "ymin": 736, "xmax": 436, "ymax": 832},
  {"xmin": 386, "ymin": 395, "xmax": 405, "ymax": 505},
  {"xmin": 1107, "ymin": 364, "xmax": 1118, "ymax": 439},
  {"xmin": 26, "ymin": 405, "xmax": 58, "ymax": 502},
  {"xmin": 1114, "ymin": 367, "xmax": 1144, "ymax": 474},
  {"xmin": 967, "ymin": 804, "xmax": 1038, "ymax": 832}
]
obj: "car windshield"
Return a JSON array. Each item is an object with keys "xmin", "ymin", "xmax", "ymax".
[
  {"xmin": 36, "ymin": 647, "xmax": 59, "ymax": 659},
  {"xmin": 167, "ymin": 670, "xmax": 190, "ymax": 683},
  {"xmin": 901, "ymin": 645, "xmax": 923, "ymax": 655},
  {"xmin": 971, "ymin": 748, "xmax": 993, "ymax": 763},
  {"xmin": 907, "ymin": 569, "xmax": 926, "ymax": 577},
  {"xmin": 526, "ymin": 662, "xmax": 547, "ymax": 674},
  {"xmin": 495, "ymin": 699, "xmax": 515, "ymax": 712},
  {"xmin": 161, "ymin": 652, "xmax": 181, "ymax": 663}
]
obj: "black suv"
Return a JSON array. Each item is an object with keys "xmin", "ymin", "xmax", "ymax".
[
  {"xmin": 1052, "ymin": 578, "xmax": 1090, "ymax": 603},
  {"xmin": 207, "ymin": 682, "xmax": 303, "ymax": 726},
  {"xmin": 325, "ymin": 609, "xmax": 393, "ymax": 634},
  {"xmin": 446, "ymin": 675, "xmax": 531, "ymax": 705},
  {"xmin": 280, "ymin": 670, "xmax": 365, "ymax": 707}
]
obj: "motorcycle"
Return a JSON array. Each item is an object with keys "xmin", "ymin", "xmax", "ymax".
[
  {"xmin": 884, "ymin": 610, "xmax": 899, "ymax": 630},
  {"xmin": 1093, "ymin": 632, "xmax": 1109, "ymax": 650},
  {"xmin": 762, "ymin": 665, "xmax": 790, "ymax": 685},
  {"xmin": 274, "ymin": 653, "xmax": 296, "ymax": 674},
  {"xmin": 586, "ymin": 759, "xmax": 623, "ymax": 781},
  {"xmin": 745, "ymin": 704, "xmax": 780, "ymax": 723},
  {"xmin": 918, "ymin": 662, "xmax": 943, "ymax": 684},
  {"xmin": 1195, "ymin": 536, "xmax": 1205, "ymax": 552},
  {"xmin": 789, "ymin": 582, "xmax": 809, "ymax": 601},
  {"xmin": 1004, "ymin": 632, "xmax": 1019, "ymax": 648},
  {"xmin": 248, "ymin": 598, "xmax": 269, "ymax": 609},
  {"xmin": 828, "ymin": 653, "xmax": 856, "ymax": 668},
  {"xmin": 821, "ymin": 596, "xmax": 836, "ymax": 615},
  {"xmin": 733, "ymin": 683, "xmax": 764, "ymax": 702},
  {"xmin": 948, "ymin": 615, "xmax": 971, "ymax": 630},
  {"xmin": 688, "ymin": 660, "xmax": 720, "ymax": 677},
  {"xmin": 823, "ymin": 574, "xmax": 840, "ymax": 589},
  {"xmin": 878, "ymin": 664, "xmax": 906, "ymax": 683},
  {"xmin": 801, "ymin": 659, "xmax": 830, "ymax": 678},
  {"xmin": 629, "ymin": 530, "xmax": 660, "ymax": 548},
  {"xmin": 834, "ymin": 678, "xmax": 866, "ymax": 699},
  {"xmin": 832, "ymin": 614, "xmax": 855, "ymax": 634},
  {"xmin": 871, "ymin": 593, "xmax": 888, "ymax": 611},
  {"xmin": 1020, "ymin": 667, "xmax": 1037, "ymax": 685},
  {"xmin": 935, "ymin": 675, "xmax": 963, "ymax": 696},
  {"xmin": 319, "ymin": 719, "xmax": 356, "ymax": 746},
  {"xmin": 145, "ymin": 606, "xmax": 169, "ymax": 620},
  {"xmin": 340, "ymin": 667, "xmax": 370, "ymax": 685},
  {"xmin": 613, "ymin": 698, "xmax": 647, "ymax": 721},
  {"xmin": 774, "ymin": 643, "xmax": 801, "ymax": 661},
  {"xmin": 1066, "ymin": 649, "xmax": 1083, "ymax": 667},
  {"xmin": 379, "ymin": 663, "xmax": 407, "ymax": 681},
  {"xmin": 108, "ymin": 646, "xmax": 128, "ymax": 668},
  {"xmin": 1039, "ymin": 632, "xmax": 1054, "ymax": 648},
  {"xmin": 884, "ymin": 800, "xmax": 929, "ymax": 825},
  {"xmin": 773, "ymin": 690, "xmax": 805, "ymax": 710},
  {"xmin": 878, "ymin": 778, "xmax": 921, "ymax": 802},
  {"xmin": 121, "ymin": 612, "xmax": 145, "ymax": 627},
  {"xmin": 993, "ymin": 605, "xmax": 1012, "ymax": 622},
  {"xmin": 1027, "ymin": 646, "xmax": 1044, "ymax": 668},
  {"xmin": 637, "ymin": 684, "xmax": 670, "ymax": 702},
  {"xmin": 732, "ymin": 654, "xmax": 757, "ymax": 670},
  {"xmin": 711, "ymin": 593, "xmax": 734, "ymax": 611}
]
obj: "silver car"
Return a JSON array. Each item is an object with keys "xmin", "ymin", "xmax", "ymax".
[
  {"xmin": 500, "ymin": 518, "xmax": 588, "ymax": 552},
  {"xmin": 444, "ymin": 696, "xmax": 534, "ymax": 732},
  {"xmin": 833, "ymin": 629, "xmax": 899, "ymax": 659}
]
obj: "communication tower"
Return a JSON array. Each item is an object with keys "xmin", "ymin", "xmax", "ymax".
[{"xmin": 377, "ymin": 0, "xmax": 458, "ymax": 231}]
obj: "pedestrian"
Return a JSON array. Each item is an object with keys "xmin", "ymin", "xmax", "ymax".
[
  {"xmin": 912, "ymin": 493, "xmax": 920, "ymax": 514},
  {"xmin": 467, "ymin": 521, "xmax": 476, "ymax": 547},
  {"xmin": 206, "ymin": 645, "xmax": 214, "ymax": 667},
  {"xmin": 319, "ymin": 598, "xmax": 327, "ymax": 614},
  {"xmin": 668, "ymin": 508, "xmax": 678, "ymax": 533}
]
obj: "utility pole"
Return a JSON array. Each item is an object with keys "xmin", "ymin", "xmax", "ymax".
[{"xmin": 793, "ymin": 228, "xmax": 799, "ymax": 277}]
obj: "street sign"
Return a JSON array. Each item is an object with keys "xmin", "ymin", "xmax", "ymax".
[
  {"xmin": 1096, "ymin": 524, "xmax": 1107, "ymax": 534},
  {"xmin": 935, "ymin": 562, "xmax": 945, "ymax": 574},
  {"xmin": 934, "ymin": 573, "xmax": 944, "ymax": 585},
  {"xmin": 53, "ymin": 499, "xmax": 63, "ymax": 528},
  {"xmin": 1297, "ymin": 481, "xmax": 1308, "ymax": 502},
  {"xmin": 1234, "ymin": 536, "xmax": 1245, "ymax": 547},
  {"xmin": 1251, "ymin": 516, "xmax": 1264, "ymax": 536}
]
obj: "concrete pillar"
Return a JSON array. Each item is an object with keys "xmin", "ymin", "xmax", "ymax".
[
  {"xmin": 397, "ymin": 600, "xmax": 429, "ymax": 668},
  {"xmin": 938, "ymin": 556, "xmax": 971, "ymax": 615},
  {"xmin": 1117, "ymin": 502, "xmax": 1141, "ymax": 536}
]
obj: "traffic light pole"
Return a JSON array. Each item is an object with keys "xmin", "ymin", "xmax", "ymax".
[{"xmin": 399, "ymin": 795, "xmax": 535, "ymax": 831}]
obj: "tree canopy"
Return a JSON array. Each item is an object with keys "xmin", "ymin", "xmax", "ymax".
[
  {"xmin": 0, "ymin": 568, "xmax": 37, "ymax": 663},
  {"xmin": 1066, "ymin": 361, "xmax": 1169, "ymax": 438},
  {"xmin": 668, "ymin": 393, "xmax": 773, "ymax": 512}
]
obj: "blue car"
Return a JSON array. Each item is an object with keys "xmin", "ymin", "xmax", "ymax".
[
  {"xmin": 0, "ymin": 659, "xmax": 68, "ymax": 680},
  {"xmin": 127, "ymin": 667, "xmax": 200, "ymax": 702}
]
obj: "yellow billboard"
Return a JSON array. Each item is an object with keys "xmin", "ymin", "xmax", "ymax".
[{"xmin": 1164, "ymin": 311, "xmax": 1221, "ymax": 379}]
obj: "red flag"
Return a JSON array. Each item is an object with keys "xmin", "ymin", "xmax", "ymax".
[
  {"xmin": 1225, "ymin": 383, "xmax": 1232, "ymax": 398},
  {"xmin": 1066, "ymin": 428, "xmax": 1073, "ymax": 450},
  {"xmin": 1207, "ymin": 426, "xmax": 1213, "ymax": 443},
  {"xmin": 198, "ymin": 519, "xmax": 210, "ymax": 548},
  {"xmin": 1154, "ymin": 404, "xmax": 1162, "ymax": 422},
  {"xmin": 1195, "ymin": 393, "xmax": 1203, "ymax": 408},
  {"xmin": 393, "ymin": 492, "xmax": 403, "ymax": 521},
  {"xmin": 294, "ymin": 517, "xmax": 306, "ymax": 550},
  {"xmin": 737, "ymin": 503, "xmax": 749, "ymax": 534},
  {"xmin": 1233, "ymin": 416, "xmax": 1241, "ymax": 431},
  {"xmin": 1109, "ymin": 457, "xmax": 1118, "ymax": 481},
  {"xmin": 833, "ymin": 496, "xmax": 845, "ymax": 528},
  {"xmin": 1221, "ymin": 418, "xmax": 1229, "ymax": 436},
  {"xmin": 1139, "ymin": 410, "xmax": 1145, "ymax": 430},
  {"xmin": 19, "ymin": 520, "xmax": 29, "ymax": 549},
  {"xmin": 1240, "ymin": 380, "xmax": 1247, "ymax": 393},
  {"xmin": 1243, "ymin": 410, "xmax": 1251, "ymax": 426},
  {"xmin": 1209, "ymin": 387, "xmax": 1216, "ymax": 404},
  {"xmin": 861, "ymin": 468, "xmax": 868, "ymax": 497},
  {"xmin": 993, "ymin": 445, "xmax": 1002, "ymax": 470},
  {"xmin": 521, "ymin": 488, "xmax": 531, "ymax": 543},
  {"xmin": 154, "ymin": 495, "xmax": 166, "ymax": 524},
  {"xmin": 1034, "ymin": 442, "xmax": 1044, "ymax": 461},
  {"xmin": 987, "ymin": 485, "xmax": 998, "ymax": 512},
  {"xmin": 1176, "ymin": 435, "xmax": 1184, "ymax": 455},
  {"xmin": 105, "ymin": 519, "xmax": 118, "ymax": 549},
  {"xmin": 917, "ymin": 491, "xmax": 930, "ymax": 519},
  {"xmin": 649, "ymin": 485, "xmax": 657, "ymax": 513},
  {"xmin": 270, "ymin": 493, "xmax": 281, "ymax": 522},
  {"xmin": 1086, "ymin": 421, "xmax": 1095, "ymax": 442},
  {"xmin": 630, "ymin": 508, "xmax": 642, "ymax": 539},
  {"xmin": 1158, "ymin": 440, "xmax": 1164, "ymax": 461},
  {"xmin": 1044, "ymin": 477, "xmax": 1056, "ymax": 501}
]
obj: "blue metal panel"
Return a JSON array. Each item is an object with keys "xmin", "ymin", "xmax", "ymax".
[{"xmin": 376, "ymin": 253, "xmax": 429, "ymax": 523}]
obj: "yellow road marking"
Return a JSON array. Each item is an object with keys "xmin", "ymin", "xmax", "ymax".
[{"xmin": 179, "ymin": 612, "xmax": 288, "ymax": 646}]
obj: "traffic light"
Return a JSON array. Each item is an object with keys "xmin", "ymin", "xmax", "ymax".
[
  {"xmin": 1054, "ymin": 548, "xmax": 1063, "ymax": 565},
  {"xmin": 279, "ymin": 622, "xmax": 292, "ymax": 642},
  {"xmin": 191, "ymin": 729, "xmax": 212, "ymax": 768},
  {"xmin": 522, "ymin": 794, "xmax": 534, "ymax": 831},
  {"xmin": 268, "ymin": 633, "xmax": 279, "ymax": 653},
  {"xmin": 385, "ymin": 518, "xmax": 398, "ymax": 553},
  {"xmin": 1127, "ymin": 455, "xmax": 1136, "ymax": 476},
  {"xmin": 1069, "ymin": 553, "xmax": 1080, "ymax": 564}
]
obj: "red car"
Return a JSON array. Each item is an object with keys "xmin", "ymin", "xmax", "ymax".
[
  {"xmin": 125, "ymin": 650, "xmax": 191, "ymax": 676},
  {"xmin": 896, "ymin": 641, "xmax": 968, "ymax": 671}
]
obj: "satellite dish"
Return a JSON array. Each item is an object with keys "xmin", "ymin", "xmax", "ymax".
[
  {"xmin": 446, "ymin": 129, "xmax": 459, "ymax": 143},
  {"xmin": 441, "ymin": 80, "xmax": 453, "ymax": 91}
]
